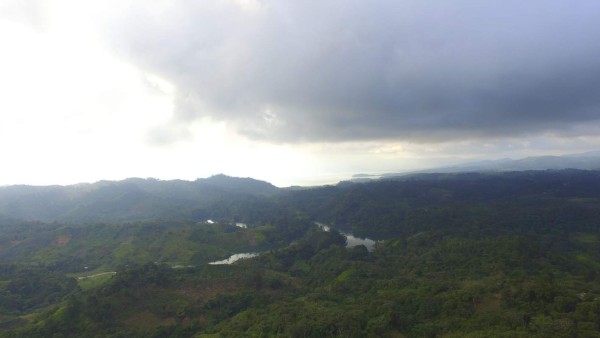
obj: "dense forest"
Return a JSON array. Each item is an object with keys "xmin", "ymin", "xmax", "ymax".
[{"xmin": 1, "ymin": 170, "xmax": 600, "ymax": 336}]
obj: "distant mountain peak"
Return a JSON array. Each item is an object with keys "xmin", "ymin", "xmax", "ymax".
[
  {"xmin": 0, "ymin": 175, "xmax": 280, "ymax": 223},
  {"xmin": 373, "ymin": 150, "xmax": 600, "ymax": 180},
  {"xmin": 200, "ymin": 174, "xmax": 279, "ymax": 195}
]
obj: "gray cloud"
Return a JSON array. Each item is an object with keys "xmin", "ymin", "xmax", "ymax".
[{"xmin": 104, "ymin": 0, "xmax": 600, "ymax": 144}]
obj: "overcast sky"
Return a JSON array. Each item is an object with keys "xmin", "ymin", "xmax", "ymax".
[{"xmin": 1, "ymin": 0, "xmax": 600, "ymax": 186}]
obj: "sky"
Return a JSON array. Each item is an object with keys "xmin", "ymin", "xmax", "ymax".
[{"xmin": 1, "ymin": 0, "xmax": 600, "ymax": 187}]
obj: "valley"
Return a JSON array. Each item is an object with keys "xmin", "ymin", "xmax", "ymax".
[{"xmin": 0, "ymin": 171, "xmax": 600, "ymax": 336}]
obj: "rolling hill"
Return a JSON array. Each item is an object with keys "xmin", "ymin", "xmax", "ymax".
[{"xmin": 1, "ymin": 170, "xmax": 600, "ymax": 336}]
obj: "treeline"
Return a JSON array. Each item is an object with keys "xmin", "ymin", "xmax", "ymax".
[
  {"xmin": 0, "ymin": 217, "xmax": 315, "ymax": 274},
  {"xmin": 2, "ymin": 170, "xmax": 600, "ymax": 336},
  {"xmin": 0, "ymin": 265, "xmax": 77, "ymax": 314},
  {"xmin": 276, "ymin": 170, "xmax": 600, "ymax": 239},
  {"xmin": 7, "ymin": 223, "xmax": 600, "ymax": 337}
]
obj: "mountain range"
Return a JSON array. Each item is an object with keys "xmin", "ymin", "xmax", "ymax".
[
  {"xmin": 0, "ymin": 174, "xmax": 279, "ymax": 223},
  {"xmin": 2, "ymin": 169, "xmax": 600, "ymax": 336},
  {"xmin": 4, "ymin": 151, "xmax": 600, "ymax": 223},
  {"xmin": 352, "ymin": 150, "xmax": 600, "ymax": 180}
]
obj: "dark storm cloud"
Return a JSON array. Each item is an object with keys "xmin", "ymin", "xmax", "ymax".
[{"xmin": 106, "ymin": 0, "xmax": 600, "ymax": 143}]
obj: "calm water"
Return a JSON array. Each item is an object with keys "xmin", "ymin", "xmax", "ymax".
[
  {"xmin": 315, "ymin": 222, "xmax": 377, "ymax": 251},
  {"xmin": 209, "ymin": 223, "xmax": 377, "ymax": 265},
  {"xmin": 344, "ymin": 233, "xmax": 377, "ymax": 251},
  {"xmin": 208, "ymin": 252, "xmax": 258, "ymax": 265}
]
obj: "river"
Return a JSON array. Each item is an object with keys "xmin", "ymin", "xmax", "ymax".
[
  {"xmin": 209, "ymin": 223, "xmax": 377, "ymax": 265},
  {"xmin": 315, "ymin": 222, "xmax": 377, "ymax": 251},
  {"xmin": 208, "ymin": 252, "xmax": 259, "ymax": 265}
]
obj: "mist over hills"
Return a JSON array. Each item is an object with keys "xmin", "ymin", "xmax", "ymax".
[
  {"xmin": 0, "ymin": 175, "xmax": 279, "ymax": 223},
  {"xmin": 351, "ymin": 150, "xmax": 600, "ymax": 180},
  {"xmin": 424, "ymin": 151, "xmax": 600, "ymax": 173},
  {"xmin": 4, "ymin": 151, "xmax": 600, "ymax": 224}
]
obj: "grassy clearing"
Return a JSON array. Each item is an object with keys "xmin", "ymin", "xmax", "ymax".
[
  {"xmin": 72, "ymin": 271, "xmax": 116, "ymax": 290},
  {"xmin": 572, "ymin": 232, "xmax": 597, "ymax": 244}
]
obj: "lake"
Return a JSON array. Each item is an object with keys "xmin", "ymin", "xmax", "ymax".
[
  {"xmin": 209, "ymin": 223, "xmax": 377, "ymax": 265},
  {"xmin": 315, "ymin": 222, "xmax": 377, "ymax": 251},
  {"xmin": 208, "ymin": 252, "xmax": 259, "ymax": 265}
]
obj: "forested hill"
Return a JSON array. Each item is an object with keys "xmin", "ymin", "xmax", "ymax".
[
  {"xmin": 0, "ymin": 175, "xmax": 279, "ymax": 223},
  {"xmin": 3, "ymin": 170, "xmax": 600, "ymax": 233},
  {"xmin": 1, "ymin": 170, "xmax": 600, "ymax": 336},
  {"xmin": 1, "ymin": 170, "xmax": 600, "ymax": 337},
  {"xmin": 278, "ymin": 169, "xmax": 600, "ymax": 239}
]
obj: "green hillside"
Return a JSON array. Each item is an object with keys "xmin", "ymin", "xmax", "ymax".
[
  {"xmin": 0, "ymin": 175, "xmax": 279, "ymax": 223},
  {"xmin": 0, "ymin": 219, "xmax": 300, "ymax": 273},
  {"xmin": 1, "ymin": 170, "xmax": 600, "ymax": 336},
  {"xmin": 5, "ymin": 226, "xmax": 600, "ymax": 337}
]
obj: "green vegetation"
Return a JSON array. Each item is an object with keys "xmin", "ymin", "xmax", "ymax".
[
  {"xmin": 1, "ymin": 170, "xmax": 600, "ymax": 336},
  {"xmin": 0, "ymin": 265, "xmax": 77, "ymax": 315},
  {"xmin": 0, "ymin": 220, "xmax": 292, "ymax": 273},
  {"xmin": 6, "ymin": 227, "xmax": 600, "ymax": 337},
  {"xmin": 74, "ymin": 272, "xmax": 116, "ymax": 291}
]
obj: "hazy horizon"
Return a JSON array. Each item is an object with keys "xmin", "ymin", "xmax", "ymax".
[
  {"xmin": 2, "ymin": 1, "xmax": 600, "ymax": 187},
  {"xmin": 1, "ymin": 148, "xmax": 598, "ymax": 188}
]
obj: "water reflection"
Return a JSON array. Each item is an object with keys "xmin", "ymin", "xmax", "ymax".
[
  {"xmin": 344, "ymin": 233, "xmax": 377, "ymax": 251},
  {"xmin": 209, "ymin": 223, "xmax": 376, "ymax": 265},
  {"xmin": 209, "ymin": 253, "xmax": 258, "ymax": 265},
  {"xmin": 315, "ymin": 222, "xmax": 377, "ymax": 251}
]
